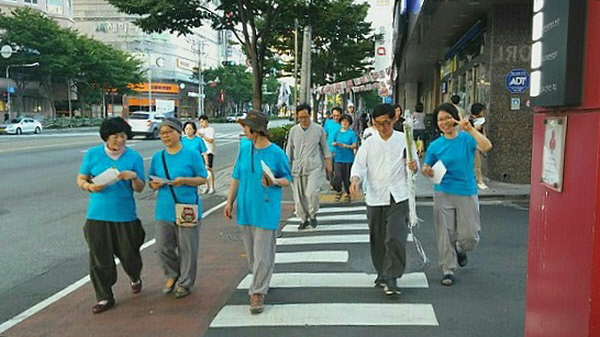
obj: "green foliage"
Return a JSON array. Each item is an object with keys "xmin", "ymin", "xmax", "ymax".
[
  {"xmin": 0, "ymin": 8, "xmax": 144, "ymax": 116},
  {"xmin": 268, "ymin": 123, "xmax": 294, "ymax": 148}
]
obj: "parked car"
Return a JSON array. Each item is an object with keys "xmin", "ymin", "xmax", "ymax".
[
  {"xmin": 226, "ymin": 112, "xmax": 247, "ymax": 123},
  {"xmin": 126, "ymin": 111, "xmax": 165, "ymax": 139},
  {"xmin": 0, "ymin": 117, "xmax": 43, "ymax": 135}
]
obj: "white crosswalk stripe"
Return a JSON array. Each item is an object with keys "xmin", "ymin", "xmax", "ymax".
[{"xmin": 209, "ymin": 204, "xmax": 438, "ymax": 330}]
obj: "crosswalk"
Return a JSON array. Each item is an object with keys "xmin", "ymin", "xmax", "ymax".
[{"xmin": 208, "ymin": 203, "xmax": 439, "ymax": 332}]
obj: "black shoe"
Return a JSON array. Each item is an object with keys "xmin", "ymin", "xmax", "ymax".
[
  {"xmin": 374, "ymin": 277, "xmax": 386, "ymax": 288},
  {"xmin": 309, "ymin": 218, "xmax": 318, "ymax": 229},
  {"xmin": 456, "ymin": 249, "xmax": 468, "ymax": 267},
  {"xmin": 441, "ymin": 274, "xmax": 455, "ymax": 286},
  {"xmin": 384, "ymin": 278, "xmax": 401, "ymax": 296},
  {"xmin": 297, "ymin": 220, "xmax": 310, "ymax": 231}
]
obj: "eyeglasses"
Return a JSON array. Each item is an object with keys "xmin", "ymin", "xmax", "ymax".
[{"xmin": 373, "ymin": 120, "xmax": 392, "ymax": 127}]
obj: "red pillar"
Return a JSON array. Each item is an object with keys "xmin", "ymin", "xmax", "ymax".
[{"xmin": 525, "ymin": 1, "xmax": 600, "ymax": 336}]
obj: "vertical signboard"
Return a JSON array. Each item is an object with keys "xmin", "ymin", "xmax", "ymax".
[{"xmin": 530, "ymin": 0, "xmax": 586, "ymax": 107}]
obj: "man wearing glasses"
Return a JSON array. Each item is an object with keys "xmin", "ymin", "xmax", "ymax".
[
  {"xmin": 286, "ymin": 104, "xmax": 333, "ymax": 230},
  {"xmin": 350, "ymin": 104, "xmax": 418, "ymax": 296}
]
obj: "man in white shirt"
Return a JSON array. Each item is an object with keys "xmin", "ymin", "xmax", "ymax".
[
  {"xmin": 350, "ymin": 103, "xmax": 418, "ymax": 296},
  {"xmin": 198, "ymin": 115, "xmax": 216, "ymax": 193}
]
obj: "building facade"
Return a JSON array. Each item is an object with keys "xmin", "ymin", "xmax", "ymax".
[
  {"xmin": 73, "ymin": 0, "xmax": 239, "ymax": 118},
  {"xmin": 392, "ymin": 0, "xmax": 533, "ymax": 183}
]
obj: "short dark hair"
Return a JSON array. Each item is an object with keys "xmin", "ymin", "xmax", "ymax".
[
  {"xmin": 183, "ymin": 121, "xmax": 197, "ymax": 133},
  {"xmin": 99, "ymin": 117, "xmax": 132, "ymax": 141},
  {"xmin": 297, "ymin": 103, "xmax": 312, "ymax": 114},
  {"xmin": 415, "ymin": 102, "xmax": 424, "ymax": 112},
  {"xmin": 339, "ymin": 114, "xmax": 353, "ymax": 125},
  {"xmin": 471, "ymin": 103, "xmax": 485, "ymax": 115},
  {"xmin": 451, "ymin": 95, "xmax": 461, "ymax": 104},
  {"xmin": 393, "ymin": 104, "xmax": 402, "ymax": 111},
  {"xmin": 432, "ymin": 103, "xmax": 459, "ymax": 133},
  {"xmin": 199, "ymin": 115, "xmax": 209, "ymax": 121},
  {"xmin": 373, "ymin": 104, "xmax": 395, "ymax": 120},
  {"xmin": 331, "ymin": 107, "xmax": 343, "ymax": 114}
]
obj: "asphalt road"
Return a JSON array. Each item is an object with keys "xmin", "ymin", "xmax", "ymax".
[{"xmin": 0, "ymin": 120, "xmax": 289, "ymax": 323}]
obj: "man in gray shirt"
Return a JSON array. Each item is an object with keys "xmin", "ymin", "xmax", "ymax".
[{"xmin": 286, "ymin": 104, "xmax": 333, "ymax": 230}]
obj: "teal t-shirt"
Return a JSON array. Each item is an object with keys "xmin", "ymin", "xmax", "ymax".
[
  {"xmin": 181, "ymin": 136, "xmax": 207, "ymax": 155},
  {"xmin": 232, "ymin": 141, "xmax": 292, "ymax": 230},
  {"xmin": 425, "ymin": 131, "xmax": 478, "ymax": 196},
  {"xmin": 148, "ymin": 147, "xmax": 208, "ymax": 222},
  {"xmin": 79, "ymin": 145, "xmax": 146, "ymax": 222},
  {"xmin": 324, "ymin": 119, "xmax": 341, "ymax": 153},
  {"xmin": 332, "ymin": 129, "xmax": 358, "ymax": 163}
]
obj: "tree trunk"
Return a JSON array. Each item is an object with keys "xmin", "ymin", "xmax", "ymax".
[
  {"xmin": 251, "ymin": 64, "xmax": 263, "ymax": 111},
  {"xmin": 41, "ymin": 76, "xmax": 57, "ymax": 118}
]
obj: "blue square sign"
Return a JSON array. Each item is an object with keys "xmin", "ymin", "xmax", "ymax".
[{"xmin": 506, "ymin": 69, "xmax": 530, "ymax": 93}]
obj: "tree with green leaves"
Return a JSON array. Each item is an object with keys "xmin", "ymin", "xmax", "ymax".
[{"xmin": 107, "ymin": 0, "xmax": 307, "ymax": 110}]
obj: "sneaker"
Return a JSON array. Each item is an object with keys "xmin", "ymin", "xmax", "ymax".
[
  {"xmin": 477, "ymin": 182, "xmax": 489, "ymax": 190},
  {"xmin": 297, "ymin": 220, "xmax": 310, "ymax": 231},
  {"xmin": 309, "ymin": 218, "xmax": 318, "ymax": 229},
  {"xmin": 384, "ymin": 278, "xmax": 401, "ymax": 296},
  {"xmin": 249, "ymin": 293, "xmax": 264, "ymax": 314},
  {"xmin": 131, "ymin": 279, "xmax": 142, "ymax": 294},
  {"xmin": 456, "ymin": 249, "xmax": 468, "ymax": 267},
  {"xmin": 208, "ymin": 187, "xmax": 215, "ymax": 194},
  {"xmin": 441, "ymin": 274, "xmax": 455, "ymax": 286},
  {"xmin": 199, "ymin": 185, "xmax": 209, "ymax": 194},
  {"xmin": 175, "ymin": 286, "xmax": 190, "ymax": 299},
  {"xmin": 374, "ymin": 276, "xmax": 386, "ymax": 288},
  {"xmin": 162, "ymin": 277, "xmax": 177, "ymax": 294}
]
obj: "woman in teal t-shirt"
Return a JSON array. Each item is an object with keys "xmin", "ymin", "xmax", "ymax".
[
  {"xmin": 224, "ymin": 110, "xmax": 291, "ymax": 315},
  {"xmin": 332, "ymin": 114, "xmax": 358, "ymax": 202},
  {"xmin": 422, "ymin": 103, "xmax": 492, "ymax": 286},
  {"xmin": 76, "ymin": 117, "xmax": 146, "ymax": 314}
]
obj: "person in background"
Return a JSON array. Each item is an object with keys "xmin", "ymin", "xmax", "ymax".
[
  {"xmin": 469, "ymin": 103, "xmax": 488, "ymax": 190},
  {"xmin": 198, "ymin": 115, "xmax": 217, "ymax": 193},
  {"xmin": 332, "ymin": 114, "xmax": 358, "ymax": 202},
  {"xmin": 324, "ymin": 107, "xmax": 342, "ymax": 185},
  {"xmin": 393, "ymin": 104, "xmax": 404, "ymax": 132},
  {"xmin": 450, "ymin": 94, "xmax": 466, "ymax": 118},
  {"xmin": 76, "ymin": 117, "xmax": 146, "ymax": 314},
  {"xmin": 286, "ymin": 104, "xmax": 333, "ymax": 230},
  {"xmin": 350, "ymin": 104, "xmax": 418, "ymax": 296},
  {"xmin": 362, "ymin": 113, "xmax": 375, "ymax": 141},
  {"xmin": 224, "ymin": 110, "xmax": 292, "ymax": 314},
  {"xmin": 412, "ymin": 103, "xmax": 427, "ymax": 157},
  {"xmin": 422, "ymin": 103, "xmax": 492, "ymax": 286},
  {"xmin": 149, "ymin": 117, "xmax": 208, "ymax": 299}
]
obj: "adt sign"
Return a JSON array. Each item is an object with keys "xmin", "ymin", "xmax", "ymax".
[{"xmin": 506, "ymin": 69, "xmax": 530, "ymax": 93}]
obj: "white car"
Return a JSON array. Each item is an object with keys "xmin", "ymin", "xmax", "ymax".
[
  {"xmin": 226, "ymin": 112, "xmax": 247, "ymax": 123},
  {"xmin": 0, "ymin": 117, "xmax": 43, "ymax": 135},
  {"xmin": 126, "ymin": 111, "xmax": 165, "ymax": 139}
]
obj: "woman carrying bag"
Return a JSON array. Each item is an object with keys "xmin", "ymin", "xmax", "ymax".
[{"xmin": 149, "ymin": 117, "xmax": 208, "ymax": 299}]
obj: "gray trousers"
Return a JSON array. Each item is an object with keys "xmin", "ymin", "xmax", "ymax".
[
  {"xmin": 366, "ymin": 198, "xmax": 409, "ymax": 280},
  {"xmin": 433, "ymin": 192, "xmax": 481, "ymax": 274},
  {"xmin": 292, "ymin": 171, "xmax": 323, "ymax": 221},
  {"xmin": 155, "ymin": 221, "xmax": 200, "ymax": 289},
  {"xmin": 240, "ymin": 226, "xmax": 277, "ymax": 295},
  {"xmin": 84, "ymin": 219, "xmax": 146, "ymax": 302}
]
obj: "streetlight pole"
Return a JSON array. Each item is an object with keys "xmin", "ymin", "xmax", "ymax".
[
  {"xmin": 197, "ymin": 39, "xmax": 206, "ymax": 117},
  {"xmin": 5, "ymin": 62, "xmax": 39, "ymax": 120}
]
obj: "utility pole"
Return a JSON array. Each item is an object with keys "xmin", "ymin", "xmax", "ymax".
[
  {"xmin": 294, "ymin": 19, "xmax": 299, "ymax": 112},
  {"xmin": 197, "ymin": 39, "xmax": 205, "ymax": 117},
  {"xmin": 299, "ymin": 25, "xmax": 312, "ymax": 106}
]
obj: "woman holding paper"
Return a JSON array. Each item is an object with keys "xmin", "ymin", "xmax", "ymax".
[
  {"xmin": 422, "ymin": 103, "xmax": 492, "ymax": 286},
  {"xmin": 148, "ymin": 117, "xmax": 208, "ymax": 299},
  {"xmin": 76, "ymin": 117, "xmax": 146, "ymax": 314},
  {"xmin": 224, "ymin": 110, "xmax": 292, "ymax": 314}
]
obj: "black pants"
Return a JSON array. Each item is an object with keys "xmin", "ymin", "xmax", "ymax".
[
  {"xmin": 84, "ymin": 219, "xmax": 146, "ymax": 302},
  {"xmin": 333, "ymin": 162, "xmax": 352, "ymax": 194},
  {"xmin": 366, "ymin": 198, "xmax": 408, "ymax": 280}
]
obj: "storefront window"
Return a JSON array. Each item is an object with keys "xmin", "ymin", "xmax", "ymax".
[
  {"xmin": 24, "ymin": 0, "xmax": 39, "ymax": 5},
  {"xmin": 47, "ymin": 0, "xmax": 63, "ymax": 14}
]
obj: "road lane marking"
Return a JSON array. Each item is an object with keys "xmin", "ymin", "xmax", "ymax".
[
  {"xmin": 210, "ymin": 303, "xmax": 439, "ymax": 327},
  {"xmin": 274, "ymin": 251, "xmax": 349, "ymax": 264},
  {"xmin": 0, "ymin": 200, "xmax": 228, "ymax": 334},
  {"xmin": 317, "ymin": 206, "xmax": 366, "ymax": 213},
  {"xmin": 237, "ymin": 272, "xmax": 428, "ymax": 289},
  {"xmin": 0, "ymin": 140, "xmax": 101, "ymax": 154},
  {"xmin": 287, "ymin": 214, "xmax": 366, "ymax": 222},
  {"xmin": 277, "ymin": 233, "xmax": 413, "ymax": 244},
  {"xmin": 282, "ymin": 223, "xmax": 368, "ymax": 232}
]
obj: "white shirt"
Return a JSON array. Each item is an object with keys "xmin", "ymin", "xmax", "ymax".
[
  {"xmin": 351, "ymin": 130, "xmax": 418, "ymax": 206},
  {"xmin": 199, "ymin": 126, "xmax": 215, "ymax": 154}
]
